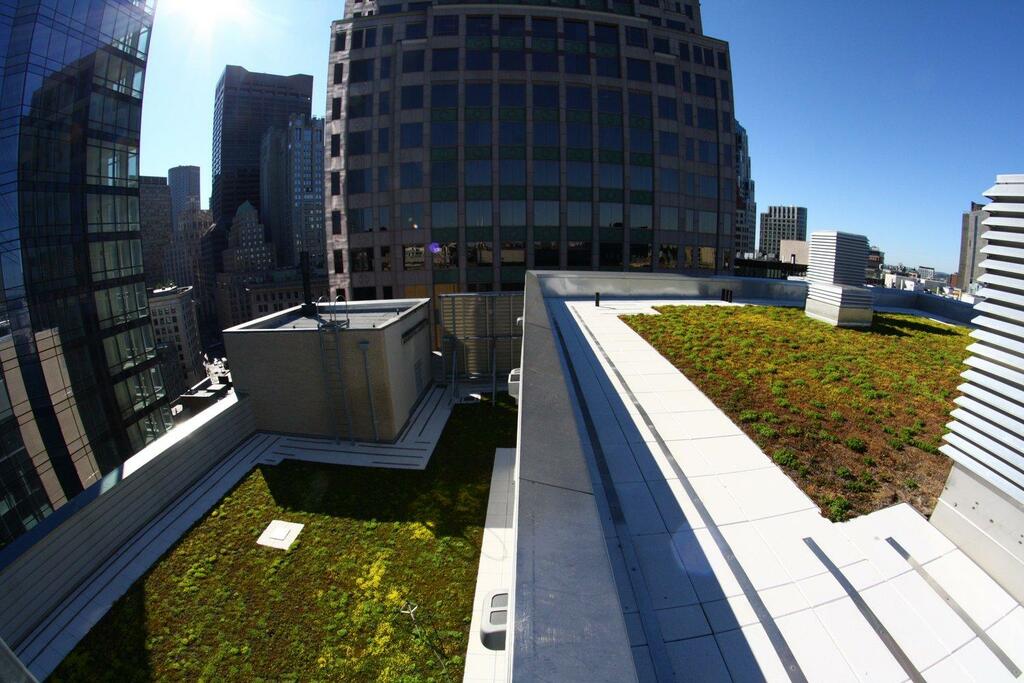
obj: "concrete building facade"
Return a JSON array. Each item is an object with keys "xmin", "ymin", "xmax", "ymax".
[
  {"xmin": 758, "ymin": 205, "xmax": 807, "ymax": 258},
  {"xmin": 148, "ymin": 286, "xmax": 204, "ymax": 389},
  {"xmin": 778, "ymin": 238, "xmax": 807, "ymax": 266},
  {"xmin": 139, "ymin": 176, "xmax": 173, "ymax": 289},
  {"xmin": 224, "ymin": 301, "xmax": 432, "ymax": 442},
  {"xmin": 958, "ymin": 201, "xmax": 988, "ymax": 291},
  {"xmin": 734, "ymin": 122, "xmax": 756, "ymax": 256},
  {"xmin": 326, "ymin": 2, "xmax": 738, "ymax": 306}
]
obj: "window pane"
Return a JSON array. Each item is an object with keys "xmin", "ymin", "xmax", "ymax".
[
  {"xmin": 630, "ymin": 204, "xmax": 652, "ymax": 230},
  {"xmin": 402, "ymin": 50, "xmax": 425, "ymax": 73},
  {"xmin": 567, "ymin": 201, "xmax": 592, "ymax": 227},
  {"xmin": 500, "ymin": 201, "xmax": 526, "ymax": 226},
  {"xmin": 501, "ymin": 241, "xmax": 525, "ymax": 265},
  {"xmin": 430, "ymin": 48, "xmax": 458, "ymax": 71},
  {"xmin": 465, "ymin": 122, "xmax": 491, "ymax": 145},
  {"xmin": 401, "ymin": 85, "xmax": 423, "ymax": 109},
  {"xmin": 660, "ymin": 206, "xmax": 679, "ymax": 231},
  {"xmin": 500, "ymin": 84, "xmax": 526, "ymax": 106},
  {"xmin": 599, "ymin": 202, "xmax": 623, "ymax": 228},
  {"xmin": 534, "ymin": 200, "xmax": 559, "ymax": 226},
  {"xmin": 400, "ymin": 162, "xmax": 423, "ymax": 188},
  {"xmin": 567, "ymin": 161, "xmax": 591, "ymax": 187},
  {"xmin": 533, "ymin": 121, "xmax": 559, "ymax": 146},
  {"xmin": 465, "ymin": 82, "xmax": 492, "ymax": 106},
  {"xmin": 431, "ymin": 121, "xmax": 457, "ymax": 146},
  {"xmin": 465, "ymin": 160, "xmax": 491, "ymax": 185},
  {"xmin": 500, "ymin": 160, "xmax": 526, "ymax": 185},
  {"xmin": 400, "ymin": 122, "xmax": 423, "ymax": 148},
  {"xmin": 466, "ymin": 200, "xmax": 492, "ymax": 227},
  {"xmin": 533, "ymin": 84, "xmax": 558, "ymax": 108},
  {"xmin": 599, "ymin": 163, "xmax": 623, "ymax": 188},
  {"xmin": 568, "ymin": 240, "xmax": 591, "ymax": 267},
  {"xmin": 533, "ymin": 160, "xmax": 559, "ymax": 186},
  {"xmin": 598, "ymin": 89, "xmax": 622, "ymax": 113},
  {"xmin": 499, "ymin": 122, "xmax": 526, "ymax": 145},
  {"xmin": 630, "ymin": 165, "xmax": 653, "ymax": 190}
]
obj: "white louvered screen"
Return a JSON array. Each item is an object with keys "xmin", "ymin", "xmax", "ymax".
[{"xmin": 941, "ymin": 174, "xmax": 1024, "ymax": 502}]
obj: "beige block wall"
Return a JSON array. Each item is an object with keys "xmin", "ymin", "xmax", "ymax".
[{"xmin": 225, "ymin": 304, "xmax": 431, "ymax": 442}]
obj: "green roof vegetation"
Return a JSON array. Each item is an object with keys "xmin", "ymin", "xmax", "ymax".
[
  {"xmin": 621, "ymin": 306, "xmax": 971, "ymax": 522},
  {"xmin": 52, "ymin": 396, "xmax": 518, "ymax": 682}
]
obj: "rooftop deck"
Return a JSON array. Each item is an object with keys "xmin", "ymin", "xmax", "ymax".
[
  {"xmin": 512, "ymin": 270, "xmax": 1023, "ymax": 682},
  {"xmin": 555, "ymin": 298, "xmax": 1021, "ymax": 681}
]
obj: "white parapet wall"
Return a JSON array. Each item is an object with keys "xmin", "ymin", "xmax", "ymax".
[{"xmin": 932, "ymin": 173, "xmax": 1024, "ymax": 603}]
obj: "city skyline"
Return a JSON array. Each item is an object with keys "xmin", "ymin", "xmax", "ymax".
[{"xmin": 141, "ymin": 0, "xmax": 1023, "ymax": 273}]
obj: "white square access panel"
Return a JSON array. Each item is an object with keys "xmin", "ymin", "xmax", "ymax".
[{"xmin": 257, "ymin": 520, "xmax": 304, "ymax": 550}]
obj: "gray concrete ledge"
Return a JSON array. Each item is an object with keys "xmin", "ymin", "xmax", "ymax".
[{"xmin": 510, "ymin": 272, "xmax": 637, "ymax": 682}]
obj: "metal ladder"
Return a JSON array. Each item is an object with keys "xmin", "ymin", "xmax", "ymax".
[{"xmin": 318, "ymin": 319, "xmax": 354, "ymax": 443}]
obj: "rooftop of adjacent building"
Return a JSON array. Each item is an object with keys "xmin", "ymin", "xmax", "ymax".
[
  {"xmin": 149, "ymin": 284, "xmax": 193, "ymax": 299},
  {"xmin": 226, "ymin": 298, "xmax": 429, "ymax": 331}
]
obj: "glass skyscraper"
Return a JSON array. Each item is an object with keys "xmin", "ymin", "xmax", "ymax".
[
  {"xmin": 0, "ymin": 0, "xmax": 169, "ymax": 550},
  {"xmin": 327, "ymin": 0, "xmax": 738, "ymax": 304}
]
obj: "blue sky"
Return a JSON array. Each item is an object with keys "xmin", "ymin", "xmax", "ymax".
[{"xmin": 141, "ymin": 0, "xmax": 1023, "ymax": 273}]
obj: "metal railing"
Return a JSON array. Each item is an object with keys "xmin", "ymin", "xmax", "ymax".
[{"xmin": 439, "ymin": 292, "xmax": 523, "ymax": 398}]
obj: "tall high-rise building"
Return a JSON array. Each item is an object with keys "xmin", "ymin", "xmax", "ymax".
[
  {"xmin": 167, "ymin": 165, "xmax": 201, "ymax": 230},
  {"xmin": 259, "ymin": 128, "xmax": 289, "ymax": 265},
  {"xmin": 210, "ymin": 66, "xmax": 313, "ymax": 257},
  {"xmin": 326, "ymin": 4, "xmax": 738, "ymax": 304},
  {"xmin": 139, "ymin": 176, "xmax": 173, "ymax": 288},
  {"xmin": 0, "ymin": 1, "xmax": 170, "ymax": 549},
  {"xmin": 288, "ymin": 116, "xmax": 327, "ymax": 272},
  {"xmin": 959, "ymin": 201, "xmax": 988, "ymax": 291},
  {"xmin": 759, "ymin": 205, "xmax": 808, "ymax": 258},
  {"xmin": 734, "ymin": 122, "xmax": 756, "ymax": 256},
  {"xmin": 261, "ymin": 114, "xmax": 327, "ymax": 271}
]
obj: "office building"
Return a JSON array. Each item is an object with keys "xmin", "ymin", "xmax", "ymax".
[
  {"xmin": 759, "ymin": 205, "xmax": 807, "ymax": 258},
  {"xmin": 209, "ymin": 66, "xmax": 313, "ymax": 271},
  {"xmin": 958, "ymin": 201, "xmax": 988, "ymax": 290},
  {"xmin": 778, "ymin": 239, "xmax": 807, "ymax": 266},
  {"xmin": 866, "ymin": 244, "xmax": 885, "ymax": 284},
  {"xmin": 165, "ymin": 205, "xmax": 215, "ymax": 325},
  {"xmin": 149, "ymin": 286, "xmax": 204, "ymax": 389},
  {"xmin": 165, "ymin": 205, "xmax": 212, "ymax": 288},
  {"xmin": 214, "ymin": 203, "xmax": 277, "ymax": 329},
  {"xmin": 734, "ymin": 122, "xmax": 756, "ymax": 256},
  {"xmin": 167, "ymin": 165, "xmax": 201, "ymax": 230},
  {"xmin": 139, "ymin": 176, "xmax": 173, "ymax": 288},
  {"xmin": 0, "ymin": 1, "xmax": 170, "ymax": 548},
  {"xmin": 261, "ymin": 115, "xmax": 327, "ymax": 271},
  {"xmin": 326, "ymin": 2, "xmax": 738, "ymax": 303}
]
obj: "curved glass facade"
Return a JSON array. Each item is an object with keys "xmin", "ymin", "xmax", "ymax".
[
  {"xmin": 0, "ymin": 0, "xmax": 169, "ymax": 549},
  {"xmin": 327, "ymin": 0, "xmax": 736, "ymax": 303}
]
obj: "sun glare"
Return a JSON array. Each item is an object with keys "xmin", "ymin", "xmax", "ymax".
[{"xmin": 162, "ymin": 0, "xmax": 252, "ymax": 39}]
